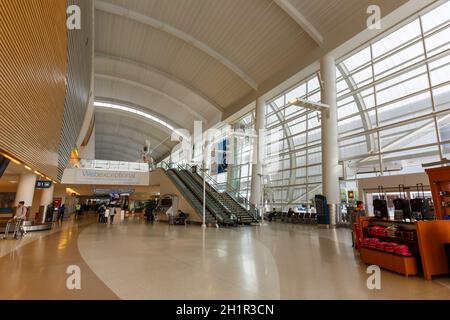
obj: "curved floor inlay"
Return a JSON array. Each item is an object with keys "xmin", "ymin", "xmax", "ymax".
[
  {"xmin": 0, "ymin": 217, "xmax": 118, "ymax": 300},
  {"xmin": 78, "ymin": 221, "xmax": 450, "ymax": 300},
  {"xmin": 77, "ymin": 221, "xmax": 282, "ymax": 299}
]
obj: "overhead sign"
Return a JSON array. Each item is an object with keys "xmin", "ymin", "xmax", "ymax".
[
  {"xmin": 217, "ymin": 138, "xmax": 229, "ymax": 174},
  {"xmin": 35, "ymin": 180, "xmax": 52, "ymax": 189},
  {"xmin": 93, "ymin": 188, "xmax": 135, "ymax": 195},
  {"xmin": 62, "ymin": 169, "xmax": 148, "ymax": 186}
]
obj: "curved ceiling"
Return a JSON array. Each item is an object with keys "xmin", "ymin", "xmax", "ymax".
[
  {"xmin": 95, "ymin": 106, "xmax": 178, "ymax": 162},
  {"xmin": 94, "ymin": 0, "xmax": 408, "ymax": 162}
]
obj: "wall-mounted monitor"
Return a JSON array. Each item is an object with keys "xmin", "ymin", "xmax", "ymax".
[{"xmin": 0, "ymin": 155, "xmax": 10, "ymax": 178}]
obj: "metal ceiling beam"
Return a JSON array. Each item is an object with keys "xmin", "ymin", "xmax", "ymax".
[
  {"xmin": 95, "ymin": 73, "xmax": 208, "ymax": 123},
  {"xmin": 273, "ymin": 0, "xmax": 324, "ymax": 46},
  {"xmin": 95, "ymin": 142, "xmax": 164, "ymax": 158},
  {"xmin": 95, "ymin": 52, "xmax": 224, "ymax": 113},
  {"xmin": 95, "ymin": 134, "xmax": 172, "ymax": 154},
  {"xmin": 95, "ymin": 130, "xmax": 174, "ymax": 154},
  {"xmin": 95, "ymin": 1, "xmax": 258, "ymax": 90},
  {"xmin": 94, "ymin": 101, "xmax": 177, "ymax": 136},
  {"xmin": 95, "ymin": 120, "xmax": 175, "ymax": 148},
  {"xmin": 95, "ymin": 146, "xmax": 167, "ymax": 163}
]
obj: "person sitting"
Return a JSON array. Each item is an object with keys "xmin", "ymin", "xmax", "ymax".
[
  {"xmin": 287, "ymin": 208, "xmax": 294, "ymax": 217},
  {"xmin": 175, "ymin": 210, "xmax": 188, "ymax": 225},
  {"xmin": 267, "ymin": 208, "xmax": 276, "ymax": 222}
]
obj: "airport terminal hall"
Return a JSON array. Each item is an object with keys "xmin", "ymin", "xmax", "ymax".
[{"xmin": 2, "ymin": 0, "xmax": 450, "ymax": 303}]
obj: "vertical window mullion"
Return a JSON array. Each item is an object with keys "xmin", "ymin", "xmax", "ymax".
[{"xmin": 419, "ymin": 14, "xmax": 444, "ymax": 160}]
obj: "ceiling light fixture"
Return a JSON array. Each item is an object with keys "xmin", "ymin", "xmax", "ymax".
[
  {"xmin": 1, "ymin": 152, "xmax": 21, "ymax": 165},
  {"xmin": 289, "ymin": 98, "xmax": 330, "ymax": 112},
  {"xmin": 66, "ymin": 187, "xmax": 80, "ymax": 196},
  {"xmin": 94, "ymin": 101, "xmax": 177, "ymax": 132}
]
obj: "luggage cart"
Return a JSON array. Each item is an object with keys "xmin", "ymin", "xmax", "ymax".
[{"xmin": 2, "ymin": 218, "xmax": 26, "ymax": 240}]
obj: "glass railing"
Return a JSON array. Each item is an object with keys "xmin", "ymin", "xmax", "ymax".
[{"xmin": 74, "ymin": 159, "xmax": 149, "ymax": 172}]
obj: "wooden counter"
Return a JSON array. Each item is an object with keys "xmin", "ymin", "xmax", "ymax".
[{"xmin": 360, "ymin": 248, "xmax": 418, "ymax": 277}]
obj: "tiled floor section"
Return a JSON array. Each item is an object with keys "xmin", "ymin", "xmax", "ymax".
[
  {"xmin": 1, "ymin": 217, "xmax": 450, "ymax": 299},
  {"xmin": 0, "ymin": 217, "xmax": 118, "ymax": 299},
  {"xmin": 78, "ymin": 220, "xmax": 450, "ymax": 300}
]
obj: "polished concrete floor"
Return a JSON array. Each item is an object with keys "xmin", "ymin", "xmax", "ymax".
[{"xmin": 0, "ymin": 216, "xmax": 449, "ymax": 300}]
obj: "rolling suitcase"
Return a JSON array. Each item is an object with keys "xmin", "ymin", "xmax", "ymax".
[
  {"xmin": 393, "ymin": 184, "xmax": 411, "ymax": 221},
  {"xmin": 373, "ymin": 186, "xmax": 389, "ymax": 219}
]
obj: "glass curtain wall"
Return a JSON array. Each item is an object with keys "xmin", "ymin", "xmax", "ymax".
[
  {"xmin": 162, "ymin": 1, "xmax": 450, "ymax": 210},
  {"xmin": 265, "ymin": 75, "xmax": 322, "ymax": 210},
  {"xmin": 337, "ymin": 1, "xmax": 450, "ymax": 177},
  {"xmin": 228, "ymin": 111, "xmax": 255, "ymax": 201}
]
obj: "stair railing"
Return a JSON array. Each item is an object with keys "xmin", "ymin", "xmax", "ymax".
[
  {"xmin": 188, "ymin": 164, "xmax": 260, "ymax": 222},
  {"xmin": 157, "ymin": 161, "xmax": 260, "ymax": 222}
]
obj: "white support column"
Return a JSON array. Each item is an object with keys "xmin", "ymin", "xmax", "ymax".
[
  {"xmin": 40, "ymin": 184, "xmax": 54, "ymax": 223},
  {"xmin": 14, "ymin": 172, "xmax": 37, "ymax": 207},
  {"xmin": 250, "ymin": 97, "xmax": 265, "ymax": 209},
  {"xmin": 320, "ymin": 54, "xmax": 340, "ymax": 205}
]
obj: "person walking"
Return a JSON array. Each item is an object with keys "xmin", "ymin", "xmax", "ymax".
[
  {"xmin": 109, "ymin": 206, "xmax": 117, "ymax": 224},
  {"xmin": 98, "ymin": 204, "xmax": 106, "ymax": 223},
  {"xmin": 58, "ymin": 204, "xmax": 65, "ymax": 224},
  {"xmin": 104, "ymin": 206, "xmax": 110, "ymax": 224},
  {"xmin": 75, "ymin": 203, "xmax": 81, "ymax": 219}
]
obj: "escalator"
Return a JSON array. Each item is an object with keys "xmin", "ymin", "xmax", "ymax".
[
  {"xmin": 165, "ymin": 169, "xmax": 217, "ymax": 225},
  {"xmin": 188, "ymin": 170, "xmax": 259, "ymax": 225},
  {"xmin": 174, "ymin": 169, "xmax": 235, "ymax": 226},
  {"xmin": 167, "ymin": 169, "xmax": 235, "ymax": 226}
]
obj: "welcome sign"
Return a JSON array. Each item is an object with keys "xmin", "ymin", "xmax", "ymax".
[{"xmin": 62, "ymin": 168, "xmax": 149, "ymax": 186}]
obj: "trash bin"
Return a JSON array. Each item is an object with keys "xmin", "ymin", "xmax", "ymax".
[{"xmin": 168, "ymin": 213, "xmax": 175, "ymax": 225}]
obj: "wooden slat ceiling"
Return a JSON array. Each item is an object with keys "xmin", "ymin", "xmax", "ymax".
[
  {"xmin": 0, "ymin": 0, "xmax": 67, "ymax": 181},
  {"xmin": 94, "ymin": 0, "xmax": 408, "ymax": 161},
  {"xmin": 58, "ymin": 0, "xmax": 93, "ymax": 180}
]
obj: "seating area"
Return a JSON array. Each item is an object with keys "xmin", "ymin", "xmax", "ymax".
[{"xmin": 265, "ymin": 211, "xmax": 317, "ymax": 224}]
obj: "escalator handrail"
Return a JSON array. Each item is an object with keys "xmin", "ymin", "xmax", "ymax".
[
  {"xmin": 181, "ymin": 169, "xmax": 236, "ymax": 218},
  {"xmin": 165, "ymin": 170, "xmax": 217, "ymax": 223},
  {"xmin": 188, "ymin": 164, "xmax": 259, "ymax": 222},
  {"xmin": 170, "ymin": 168, "xmax": 229, "ymax": 224},
  {"xmin": 159, "ymin": 161, "xmax": 259, "ymax": 222}
]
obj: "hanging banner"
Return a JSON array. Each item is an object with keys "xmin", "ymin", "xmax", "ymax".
[
  {"xmin": 61, "ymin": 168, "xmax": 149, "ymax": 185},
  {"xmin": 217, "ymin": 138, "xmax": 229, "ymax": 174}
]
